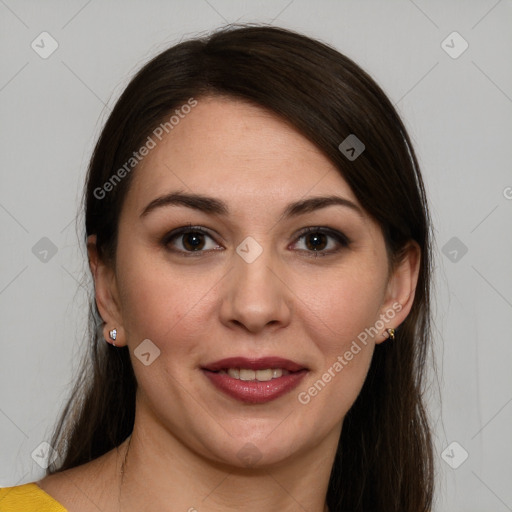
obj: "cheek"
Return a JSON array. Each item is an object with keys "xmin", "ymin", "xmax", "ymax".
[
  {"xmin": 115, "ymin": 259, "xmax": 216, "ymax": 413},
  {"xmin": 292, "ymin": 263, "xmax": 385, "ymax": 414},
  {"xmin": 294, "ymin": 261, "xmax": 387, "ymax": 352},
  {"xmin": 115, "ymin": 247, "xmax": 223, "ymax": 363}
]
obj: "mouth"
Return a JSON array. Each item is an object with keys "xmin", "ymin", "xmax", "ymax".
[{"xmin": 201, "ymin": 357, "xmax": 308, "ymax": 404}]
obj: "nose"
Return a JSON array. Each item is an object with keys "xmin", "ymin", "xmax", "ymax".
[{"xmin": 219, "ymin": 242, "xmax": 292, "ymax": 334}]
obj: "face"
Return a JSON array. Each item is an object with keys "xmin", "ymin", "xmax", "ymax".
[{"xmin": 90, "ymin": 96, "xmax": 419, "ymax": 468}]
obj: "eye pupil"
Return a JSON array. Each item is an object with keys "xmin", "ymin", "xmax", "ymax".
[
  {"xmin": 183, "ymin": 233, "xmax": 205, "ymax": 251},
  {"xmin": 306, "ymin": 233, "xmax": 327, "ymax": 251}
]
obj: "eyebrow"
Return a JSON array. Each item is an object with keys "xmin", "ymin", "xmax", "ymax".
[{"xmin": 140, "ymin": 191, "xmax": 363, "ymax": 219}]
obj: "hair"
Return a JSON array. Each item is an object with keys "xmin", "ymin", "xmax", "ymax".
[{"xmin": 46, "ymin": 24, "xmax": 435, "ymax": 511}]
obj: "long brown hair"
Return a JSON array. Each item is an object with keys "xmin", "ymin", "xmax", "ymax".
[{"xmin": 46, "ymin": 24, "xmax": 435, "ymax": 511}]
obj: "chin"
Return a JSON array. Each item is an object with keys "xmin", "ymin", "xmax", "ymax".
[{"xmin": 199, "ymin": 427, "xmax": 310, "ymax": 470}]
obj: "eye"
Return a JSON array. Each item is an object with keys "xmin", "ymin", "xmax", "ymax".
[
  {"xmin": 291, "ymin": 227, "xmax": 350, "ymax": 256},
  {"xmin": 162, "ymin": 226, "xmax": 223, "ymax": 255},
  {"xmin": 162, "ymin": 225, "xmax": 350, "ymax": 257}
]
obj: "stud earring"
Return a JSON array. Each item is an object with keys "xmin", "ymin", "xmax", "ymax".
[
  {"xmin": 109, "ymin": 328, "xmax": 117, "ymax": 347},
  {"xmin": 386, "ymin": 328, "xmax": 395, "ymax": 340}
]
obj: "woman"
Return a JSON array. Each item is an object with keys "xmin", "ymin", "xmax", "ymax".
[{"xmin": 0, "ymin": 24, "xmax": 434, "ymax": 511}]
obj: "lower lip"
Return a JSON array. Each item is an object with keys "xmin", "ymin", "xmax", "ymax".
[{"xmin": 202, "ymin": 369, "xmax": 308, "ymax": 404}]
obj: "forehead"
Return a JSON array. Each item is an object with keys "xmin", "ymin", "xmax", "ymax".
[{"xmin": 124, "ymin": 96, "xmax": 359, "ymax": 216}]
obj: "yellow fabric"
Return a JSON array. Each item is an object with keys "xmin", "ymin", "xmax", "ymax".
[{"xmin": 0, "ymin": 483, "xmax": 68, "ymax": 512}]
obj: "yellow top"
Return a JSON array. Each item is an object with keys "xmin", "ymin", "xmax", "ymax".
[{"xmin": 0, "ymin": 483, "xmax": 67, "ymax": 512}]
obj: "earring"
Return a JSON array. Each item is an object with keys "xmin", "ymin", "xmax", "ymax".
[
  {"xmin": 109, "ymin": 328, "xmax": 117, "ymax": 347},
  {"xmin": 386, "ymin": 328, "xmax": 395, "ymax": 340}
]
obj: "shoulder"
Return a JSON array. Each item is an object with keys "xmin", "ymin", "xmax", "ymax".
[
  {"xmin": 34, "ymin": 446, "xmax": 124, "ymax": 512},
  {"xmin": 2, "ymin": 443, "xmax": 125, "ymax": 512},
  {"xmin": 0, "ymin": 482, "xmax": 68, "ymax": 511}
]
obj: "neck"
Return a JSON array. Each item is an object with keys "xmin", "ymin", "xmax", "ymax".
[{"xmin": 114, "ymin": 411, "xmax": 338, "ymax": 512}]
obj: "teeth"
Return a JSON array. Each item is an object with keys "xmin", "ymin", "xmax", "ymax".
[
  {"xmin": 227, "ymin": 368, "xmax": 240, "ymax": 379},
  {"xmin": 222, "ymin": 368, "xmax": 289, "ymax": 381},
  {"xmin": 239, "ymin": 369, "xmax": 255, "ymax": 381},
  {"xmin": 254, "ymin": 369, "xmax": 273, "ymax": 381}
]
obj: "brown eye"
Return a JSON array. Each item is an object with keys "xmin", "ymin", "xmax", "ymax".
[
  {"xmin": 304, "ymin": 232, "xmax": 328, "ymax": 251},
  {"xmin": 292, "ymin": 227, "xmax": 350, "ymax": 255},
  {"xmin": 182, "ymin": 232, "xmax": 206, "ymax": 251},
  {"xmin": 163, "ymin": 226, "xmax": 222, "ymax": 254}
]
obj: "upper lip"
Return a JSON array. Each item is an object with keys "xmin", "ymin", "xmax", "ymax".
[{"xmin": 202, "ymin": 357, "xmax": 307, "ymax": 372}]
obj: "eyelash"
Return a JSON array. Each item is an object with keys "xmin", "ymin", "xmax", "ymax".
[{"xmin": 161, "ymin": 225, "xmax": 351, "ymax": 258}]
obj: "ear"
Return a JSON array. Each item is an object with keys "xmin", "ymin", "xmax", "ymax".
[
  {"xmin": 87, "ymin": 234, "xmax": 125, "ymax": 346},
  {"xmin": 375, "ymin": 240, "xmax": 421, "ymax": 344}
]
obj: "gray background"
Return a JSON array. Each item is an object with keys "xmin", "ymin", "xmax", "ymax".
[{"xmin": 1, "ymin": 1, "xmax": 511, "ymax": 510}]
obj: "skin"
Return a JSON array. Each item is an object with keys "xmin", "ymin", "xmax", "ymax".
[{"xmin": 37, "ymin": 96, "xmax": 420, "ymax": 512}]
